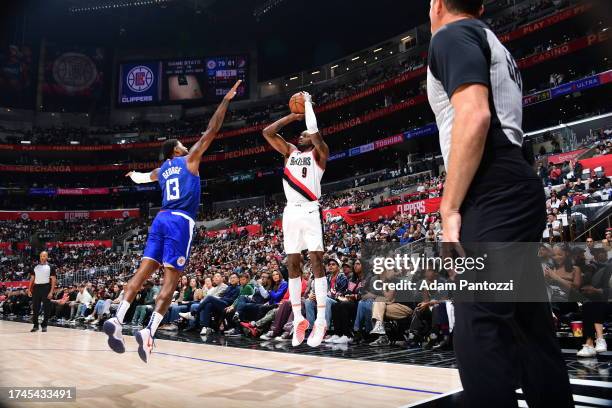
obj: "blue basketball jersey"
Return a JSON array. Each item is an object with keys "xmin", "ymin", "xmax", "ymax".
[{"xmin": 159, "ymin": 156, "xmax": 200, "ymax": 219}]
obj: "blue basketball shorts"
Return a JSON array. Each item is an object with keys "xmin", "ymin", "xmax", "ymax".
[{"xmin": 142, "ymin": 210, "xmax": 196, "ymax": 271}]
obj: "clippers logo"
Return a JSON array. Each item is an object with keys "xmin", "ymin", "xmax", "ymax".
[{"xmin": 127, "ymin": 66, "xmax": 154, "ymax": 93}]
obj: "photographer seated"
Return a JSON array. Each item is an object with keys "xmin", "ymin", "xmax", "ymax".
[{"xmin": 369, "ymin": 269, "xmax": 414, "ymax": 347}]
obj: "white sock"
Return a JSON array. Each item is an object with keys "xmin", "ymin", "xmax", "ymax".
[
  {"xmin": 314, "ymin": 277, "xmax": 327, "ymax": 325},
  {"xmin": 115, "ymin": 300, "xmax": 130, "ymax": 324},
  {"xmin": 289, "ymin": 278, "xmax": 303, "ymax": 321},
  {"xmin": 146, "ymin": 311, "xmax": 164, "ymax": 337}
]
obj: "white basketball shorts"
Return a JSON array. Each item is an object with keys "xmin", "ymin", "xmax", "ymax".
[{"xmin": 282, "ymin": 202, "xmax": 324, "ymax": 254}]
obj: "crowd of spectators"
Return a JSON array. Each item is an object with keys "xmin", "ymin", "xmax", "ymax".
[
  {"xmin": 1, "ymin": 154, "xmax": 611, "ymax": 356},
  {"xmin": 486, "ymin": 0, "xmax": 557, "ymax": 32},
  {"xmin": 0, "ymin": 0, "xmax": 576, "ymax": 148},
  {"xmin": 0, "ymin": 218, "xmax": 141, "ymax": 244}
]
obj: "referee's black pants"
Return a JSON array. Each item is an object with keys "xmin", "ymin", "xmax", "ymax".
[
  {"xmin": 454, "ymin": 180, "xmax": 573, "ymax": 408},
  {"xmin": 32, "ymin": 283, "xmax": 51, "ymax": 328}
]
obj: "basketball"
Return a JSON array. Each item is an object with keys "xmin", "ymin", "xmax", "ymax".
[{"xmin": 289, "ymin": 92, "xmax": 305, "ymax": 114}]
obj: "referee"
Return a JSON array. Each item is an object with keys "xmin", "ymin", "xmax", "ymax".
[
  {"xmin": 27, "ymin": 251, "xmax": 56, "ymax": 333},
  {"xmin": 426, "ymin": 0, "xmax": 573, "ymax": 407}
]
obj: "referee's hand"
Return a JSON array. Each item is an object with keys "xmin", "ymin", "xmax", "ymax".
[
  {"xmin": 441, "ymin": 209, "xmax": 461, "ymax": 242},
  {"xmin": 26, "ymin": 289, "xmax": 32, "ymax": 297}
]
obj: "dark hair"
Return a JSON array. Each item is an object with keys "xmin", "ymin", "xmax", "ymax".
[
  {"xmin": 240, "ymin": 272, "xmax": 251, "ymax": 281},
  {"xmin": 443, "ymin": 0, "xmax": 483, "ymax": 15},
  {"xmin": 162, "ymin": 139, "xmax": 179, "ymax": 160}
]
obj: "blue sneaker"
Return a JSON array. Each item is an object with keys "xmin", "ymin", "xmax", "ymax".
[
  {"xmin": 135, "ymin": 328, "xmax": 154, "ymax": 363},
  {"xmin": 103, "ymin": 317, "xmax": 125, "ymax": 354}
]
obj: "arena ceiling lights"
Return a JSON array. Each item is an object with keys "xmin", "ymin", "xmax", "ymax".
[
  {"xmin": 253, "ymin": 0, "xmax": 288, "ymax": 19},
  {"xmin": 69, "ymin": 0, "xmax": 174, "ymax": 13}
]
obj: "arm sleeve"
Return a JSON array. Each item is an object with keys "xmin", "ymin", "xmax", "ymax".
[
  {"xmin": 129, "ymin": 171, "xmax": 154, "ymax": 184},
  {"xmin": 429, "ymin": 24, "xmax": 490, "ymax": 98},
  {"xmin": 304, "ymin": 99, "xmax": 319, "ymax": 134}
]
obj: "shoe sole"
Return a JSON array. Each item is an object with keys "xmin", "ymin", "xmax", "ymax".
[
  {"xmin": 103, "ymin": 320, "xmax": 125, "ymax": 354},
  {"xmin": 134, "ymin": 331, "xmax": 149, "ymax": 363}
]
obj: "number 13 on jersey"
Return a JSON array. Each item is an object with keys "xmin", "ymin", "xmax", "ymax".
[{"xmin": 166, "ymin": 178, "xmax": 180, "ymax": 201}]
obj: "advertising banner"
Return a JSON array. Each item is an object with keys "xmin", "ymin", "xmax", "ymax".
[
  {"xmin": 45, "ymin": 240, "xmax": 112, "ymax": 249},
  {"xmin": 0, "ymin": 209, "xmax": 139, "ymax": 221},
  {"xmin": 321, "ymin": 197, "xmax": 442, "ymax": 226},
  {"xmin": 42, "ymin": 45, "xmax": 107, "ymax": 111}
]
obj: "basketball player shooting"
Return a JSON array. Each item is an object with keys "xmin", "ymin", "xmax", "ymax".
[
  {"xmin": 262, "ymin": 91, "xmax": 329, "ymax": 347},
  {"xmin": 103, "ymin": 80, "xmax": 242, "ymax": 363}
]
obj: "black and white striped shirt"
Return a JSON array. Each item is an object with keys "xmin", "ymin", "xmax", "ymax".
[
  {"xmin": 427, "ymin": 18, "xmax": 538, "ymax": 188},
  {"xmin": 31, "ymin": 264, "xmax": 55, "ymax": 285}
]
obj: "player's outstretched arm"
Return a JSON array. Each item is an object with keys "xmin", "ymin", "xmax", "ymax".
[
  {"xmin": 262, "ymin": 113, "xmax": 303, "ymax": 158},
  {"xmin": 126, "ymin": 168, "xmax": 160, "ymax": 184},
  {"xmin": 303, "ymin": 92, "xmax": 329, "ymax": 166},
  {"xmin": 187, "ymin": 80, "xmax": 242, "ymax": 169}
]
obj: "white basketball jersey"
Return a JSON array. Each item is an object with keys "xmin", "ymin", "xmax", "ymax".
[{"xmin": 282, "ymin": 148, "xmax": 324, "ymax": 204}]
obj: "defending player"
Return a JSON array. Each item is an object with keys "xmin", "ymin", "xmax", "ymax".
[
  {"xmin": 103, "ymin": 80, "xmax": 241, "ymax": 362},
  {"xmin": 262, "ymin": 92, "xmax": 329, "ymax": 347}
]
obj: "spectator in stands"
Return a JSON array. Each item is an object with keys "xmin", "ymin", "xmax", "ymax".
[
  {"xmin": 180, "ymin": 272, "xmax": 228, "ymax": 329},
  {"xmin": 259, "ymin": 268, "xmax": 309, "ymax": 341},
  {"xmin": 50, "ymin": 287, "xmax": 71, "ymax": 320},
  {"xmin": 3, "ymin": 289, "xmax": 29, "ymax": 316},
  {"xmin": 327, "ymin": 259, "xmax": 364, "ymax": 344},
  {"xmin": 85, "ymin": 283, "xmax": 112, "ymax": 325},
  {"xmin": 108, "ymin": 283, "xmax": 124, "ymax": 316},
  {"xmin": 222, "ymin": 272, "xmax": 255, "ymax": 332},
  {"xmin": 542, "ymin": 213, "xmax": 562, "ymax": 242},
  {"xmin": 159, "ymin": 277, "xmax": 197, "ymax": 331},
  {"xmin": 304, "ymin": 257, "xmax": 347, "ymax": 328},
  {"xmin": 549, "ymin": 165, "xmax": 562, "ymax": 185},
  {"xmin": 69, "ymin": 284, "xmax": 92, "ymax": 321},
  {"xmin": 195, "ymin": 272, "xmax": 241, "ymax": 335},
  {"xmin": 410, "ymin": 268, "xmax": 451, "ymax": 350},
  {"xmin": 369, "ymin": 270, "xmax": 413, "ymax": 347},
  {"xmin": 577, "ymin": 248, "xmax": 610, "ymax": 357},
  {"xmin": 545, "ymin": 245, "xmax": 582, "ymax": 319},
  {"xmin": 131, "ymin": 281, "xmax": 159, "ymax": 328}
]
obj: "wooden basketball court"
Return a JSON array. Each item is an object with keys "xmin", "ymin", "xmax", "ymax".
[{"xmin": 0, "ymin": 320, "xmax": 462, "ymax": 407}]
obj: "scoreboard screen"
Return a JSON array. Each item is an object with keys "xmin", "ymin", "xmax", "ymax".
[
  {"xmin": 204, "ymin": 56, "xmax": 249, "ymax": 100},
  {"xmin": 118, "ymin": 55, "xmax": 248, "ymax": 106}
]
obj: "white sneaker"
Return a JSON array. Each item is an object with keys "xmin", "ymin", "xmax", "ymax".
[
  {"xmin": 577, "ymin": 344, "xmax": 597, "ymax": 358},
  {"xmin": 200, "ymin": 327, "xmax": 210, "ymax": 335},
  {"xmin": 85, "ymin": 315, "xmax": 94, "ymax": 321},
  {"xmin": 324, "ymin": 335, "xmax": 340, "ymax": 343},
  {"xmin": 595, "ymin": 337, "xmax": 608, "ymax": 353},
  {"xmin": 370, "ymin": 321, "xmax": 386, "ymax": 335},
  {"xmin": 102, "ymin": 317, "xmax": 125, "ymax": 354},
  {"xmin": 332, "ymin": 335, "xmax": 352, "ymax": 344},
  {"xmin": 275, "ymin": 332, "xmax": 291, "ymax": 342},
  {"xmin": 260, "ymin": 331, "xmax": 274, "ymax": 340},
  {"xmin": 179, "ymin": 312, "xmax": 195, "ymax": 321},
  {"xmin": 91, "ymin": 319, "xmax": 99, "ymax": 325},
  {"xmin": 307, "ymin": 321, "xmax": 327, "ymax": 348},
  {"xmin": 135, "ymin": 328, "xmax": 154, "ymax": 363}
]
